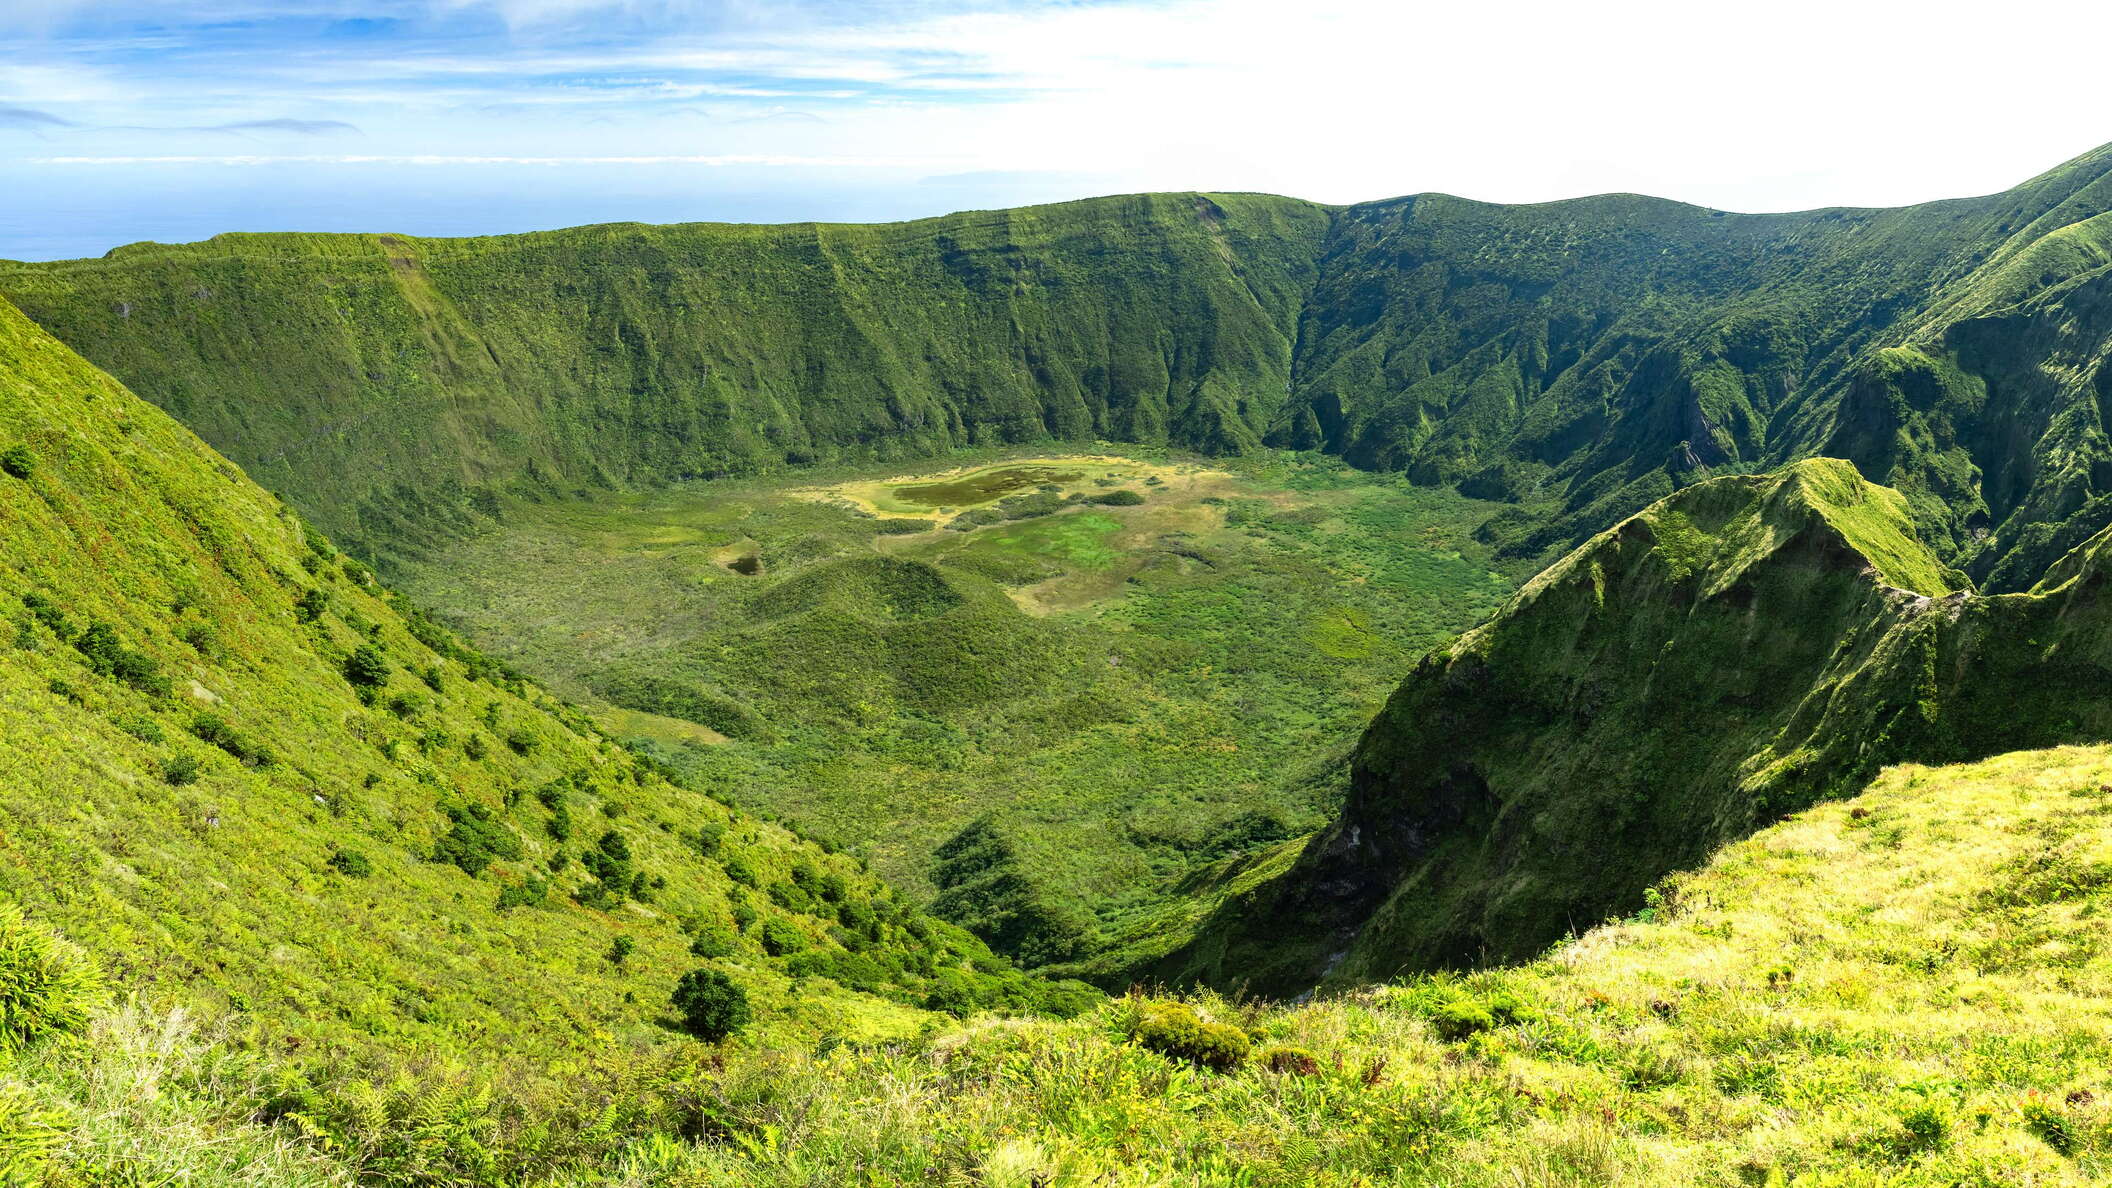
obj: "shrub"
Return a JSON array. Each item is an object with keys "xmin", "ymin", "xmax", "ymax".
[
  {"xmin": 691, "ymin": 821, "xmax": 725, "ymax": 856},
  {"xmin": 759, "ymin": 917, "xmax": 806, "ymax": 957},
  {"xmin": 505, "ymin": 726, "xmax": 539, "ymax": 755},
  {"xmin": 1430, "ymin": 997, "xmax": 1495, "ymax": 1042},
  {"xmin": 922, "ymin": 970, "xmax": 979, "ymax": 1016},
  {"xmin": 580, "ymin": 829, "xmax": 634, "ymax": 889},
  {"xmin": 19, "ymin": 593, "xmax": 68, "ymax": 641},
  {"xmin": 996, "ymin": 491, "xmax": 1063, "ymax": 520},
  {"xmin": 116, "ymin": 712, "xmax": 165, "ymax": 745},
  {"xmin": 721, "ymin": 852, "xmax": 759, "ymax": 886},
  {"xmin": 294, "ymin": 588, "xmax": 329, "ymax": 623},
  {"xmin": 671, "ymin": 969, "xmax": 750, "ymax": 1042},
  {"xmin": 328, "ymin": 848, "xmax": 373, "ymax": 878},
  {"xmin": 0, "ymin": 905, "xmax": 104, "ymax": 1052},
  {"xmin": 160, "ymin": 752, "xmax": 201, "ymax": 786},
  {"xmin": 343, "ymin": 644, "xmax": 390, "ymax": 688},
  {"xmin": 2022, "ymin": 1098, "xmax": 2074, "ymax": 1154},
  {"xmin": 688, "ymin": 927, "xmax": 737, "ymax": 959},
  {"xmin": 1129, "ymin": 1001, "xmax": 1249, "ymax": 1072},
  {"xmin": 432, "ymin": 801, "xmax": 522, "ymax": 877},
  {"xmin": 179, "ymin": 621, "xmax": 220, "ymax": 658},
  {"xmin": 607, "ymin": 936, "xmax": 636, "ymax": 968},
  {"xmin": 1427, "ymin": 989, "xmax": 1533, "ymax": 1042},
  {"xmin": 1261, "ymin": 1046, "xmax": 1322, "ymax": 1076},
  {"xmin": 873, "ymin": 518, "xmax": 935, "ymax": 535},
  {"xmin": 73, "ymin": 620, "xmax": 170, "ymax": 697},
  {"xmin": 0, "ymin": 446, "xmax": 33, "ymax": 480},
  {"xmin": 190, "ymin": 712, "xmax": 272, "ymax": 767},
  {"xmin": 1087, "ymin": 489, "xmax": 1145, "ymax": 506}
]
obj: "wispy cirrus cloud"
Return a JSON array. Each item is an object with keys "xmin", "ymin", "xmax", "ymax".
[
  {"xmin": 0, "ymin": 104, "xmax": 75, "ymax": 129},
  {"xmin": 202, "ymin": 117, "xmax": 360, "ymax": 135}
]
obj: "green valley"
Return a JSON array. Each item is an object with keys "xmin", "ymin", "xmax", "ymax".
[{"xmin": 380, "ymin": 448, "xmax": 1520, "ymax": 966}]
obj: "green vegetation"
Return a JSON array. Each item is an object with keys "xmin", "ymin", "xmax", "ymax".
[
  {"xmin": 49, "ymin": 742, "xmax": 2081, "ymax": 1186},
  {"xmin": 13, "ymin": 145, "xmax": 2112, "ymax": 592},
  {"xmin": 381, "ymin": 450, "xmax": 1518, "ymax": 966},
  {"xmin": 0, "ymin": 195, "xmax": 1330, "ymax": 565},
  {"xmin": 671, "ymin": 967, "xmax": 750, "ymax": 1042},
  {"xmin": 16, "ymin": 145, "xmax": 2112, "ymax": 1184},
  {"xmin": 1160, "ymin": 460, "xmax": 2112, "ymax": 994},
  {"xmin": 0, "ymin": 293, "xmax": 1091, "ymax": 1184}
]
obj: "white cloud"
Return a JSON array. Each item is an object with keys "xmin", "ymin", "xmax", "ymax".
[{"xmin": 8, "ymin": 0, "xmax": 2112, "ymax": 260}]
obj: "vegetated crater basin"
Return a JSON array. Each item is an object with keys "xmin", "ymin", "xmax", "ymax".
[{"xmin": 890, "ymin": 464, "xmax": 1084, "ymax": 509}]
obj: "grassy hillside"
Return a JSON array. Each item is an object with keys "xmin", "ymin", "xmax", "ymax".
[
  {"xmin": 637, "ymin": 743, "xmax": 2112, "ymax": 1185},
  {"xmin": 382, "ymin": 450, "xmax": 1519, "ymax": 968},
  {"xmin": 1151, "ymin": 458, "xmax": 2112, "ymax": 993},
  {"xmin": 0, "ymin": 294, "xmax": 1091, "ymax": 1183},
  {"xmin": 1288, "ymin": 145, "xmax": 2112, "ymax": 589}
]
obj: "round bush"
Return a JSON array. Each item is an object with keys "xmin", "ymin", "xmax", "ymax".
[
  {"xmin": 1129, "ymin": 1001, "xmax": 1249, "ymax": 1072},
  {"xmin": 671, "ymin": 968, "xmax": 751, "ymax": 1042},
  {"xmin": 342, "ymin": 644, "xmax": 390, "ymax": 688}
]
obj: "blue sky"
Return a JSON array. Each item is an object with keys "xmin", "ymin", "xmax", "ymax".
[{"xmin": 6, "ymin": 0, "xmax": 2112, "ymax": 260}]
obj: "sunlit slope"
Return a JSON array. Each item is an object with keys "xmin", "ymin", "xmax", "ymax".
[
  {"xmin": 1154, "ymin": 459, "xmax": 2112, "ymax": 992},
  {"xmin": 0, "ymin": 295, "xmax": 1080, "ymax": 1084},
  {"xmin": 609, "ymin": 744, "xmax": 2112, "ymax": 1186}
]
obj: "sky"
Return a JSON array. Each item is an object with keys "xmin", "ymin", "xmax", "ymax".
[{"xmin": 5, "ymin": 0, "xmax": 2112, "ymax": 260}]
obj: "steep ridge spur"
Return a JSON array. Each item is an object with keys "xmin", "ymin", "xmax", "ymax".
[{"xmin": 1153, "ymin": 459, "xmax": 2112, "ymax": 994}]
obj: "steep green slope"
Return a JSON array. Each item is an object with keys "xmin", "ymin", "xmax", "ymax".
[
  {"xmin": 1154, "ymin": 458, "xmax": 2112, "ymax": 993},
  {"xmin": 0, "ymin": 194, "xmax": 1329, "ymax": 562},
  {"xmin": 0, "ymin": 295, "xmax": 1089, "ymax": 1181}
]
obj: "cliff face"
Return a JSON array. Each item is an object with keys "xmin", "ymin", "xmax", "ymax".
[
  {"xmin": 1152, "ymin": 459, "xmax": 2112, "ymax": 994},
  {"xmin": 11, "ymin": 146, "xmax": 2112, "ymax": 587}
]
